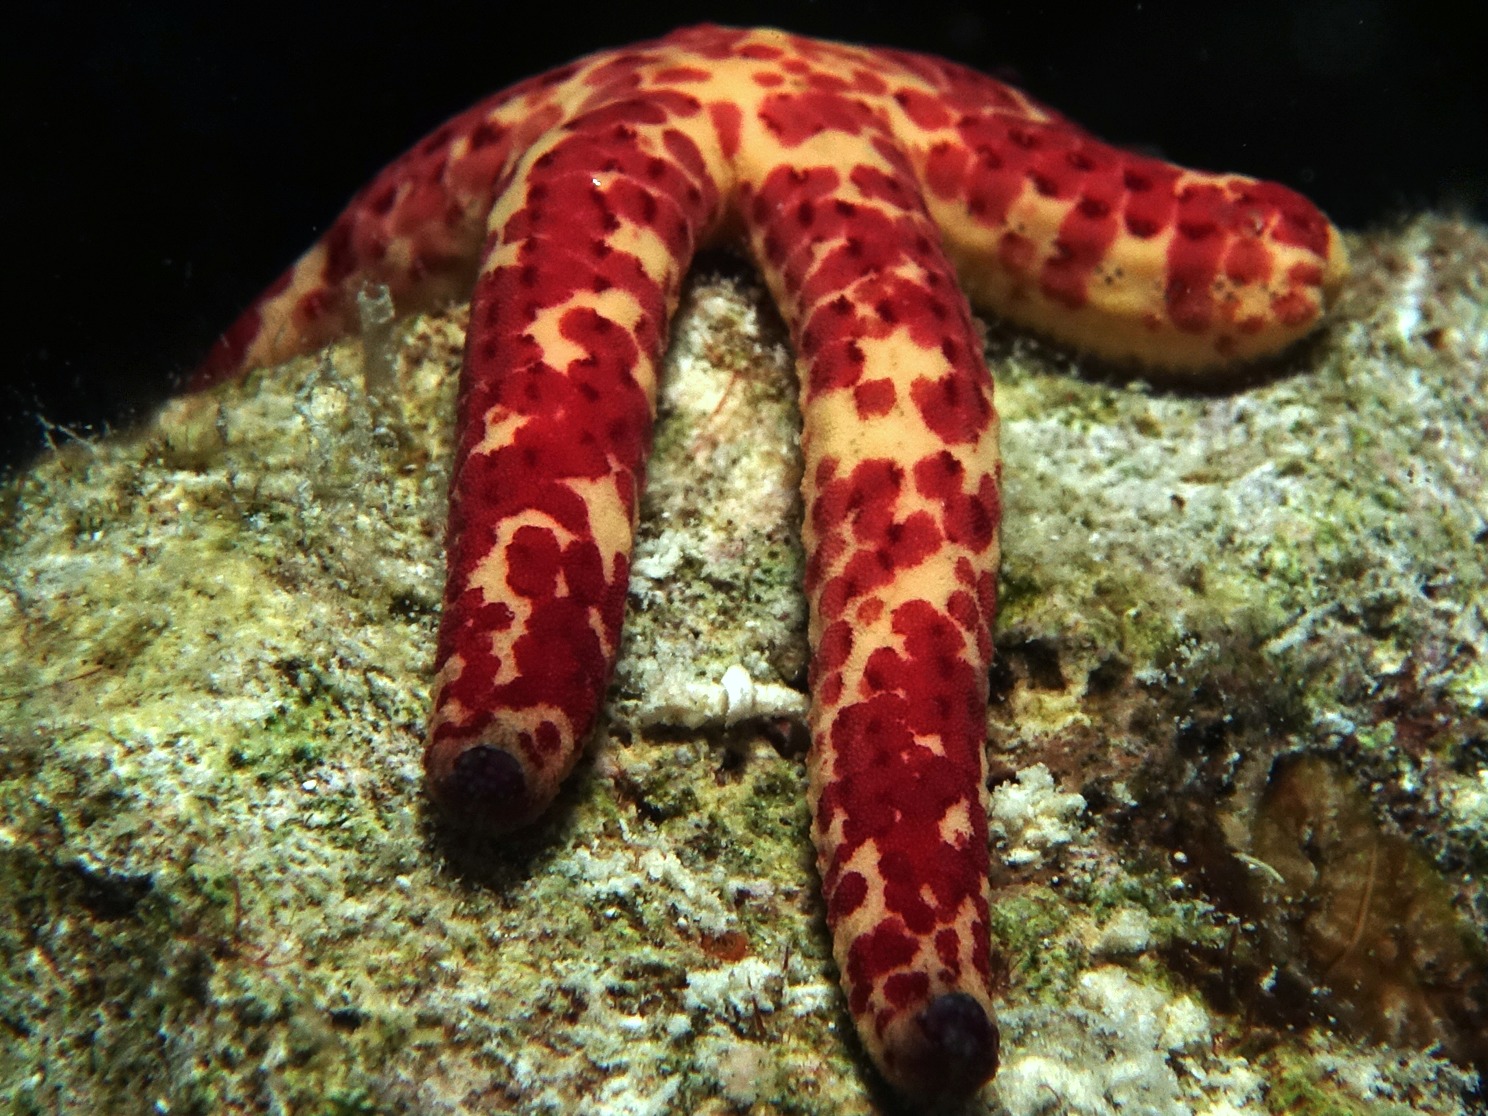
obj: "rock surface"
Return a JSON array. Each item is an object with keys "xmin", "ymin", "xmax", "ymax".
[{"xmin": 2, "ymin": 217, "xmax": 1485, "ymax": 1114}]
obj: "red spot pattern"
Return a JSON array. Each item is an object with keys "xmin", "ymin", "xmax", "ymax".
[
  {"xmin": 742, "ymin": 114, "xmax": 1002, "ymax": 1089},
  {"xmin": 192, "ymin": 24, "xmax": 1344, "ymax": 1100},
  {"xmin": 427, "ymin": 94, "xmax": 721, "ymax": 827}
]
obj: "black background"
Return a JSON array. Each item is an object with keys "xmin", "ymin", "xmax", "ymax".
[{"xmin": 6, "ymin": 1, "xmax": 1484, "ymax": 473}]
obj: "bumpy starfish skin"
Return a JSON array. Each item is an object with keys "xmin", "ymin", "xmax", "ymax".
[{"xmin": 195, "ymin": 24, "xmax": 1346, "ymax": 1100}]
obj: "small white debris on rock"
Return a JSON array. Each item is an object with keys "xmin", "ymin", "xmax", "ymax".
[
  {"xmin": 1445, "ymin": 767, "xmax": 1488, "ymax": 839},
  {"xmin": 634, "ymin": 664, "xmax": 807, "ymax": 729},
  {"xmin": 1193, "ymin": 1064, "xmax": 1265, "ymax": 1116},
  {"xmin": 990, "ymin": 764, "xmax": 1087, "ymax": 866},
  {"xmin": 629, "ymin": 535, "xmax": 685, "ymax": 583},
  {"xmin": 561, "ymin": 845, "xmax": 738, "ymax": 935},
  {"xmin": 683, "ymin": 957, "xmax": 782, "ymax": 1018},
  {"xmin": 998, "ymin": 966, "xmax": 1218, "ymax": 1116},
  {"xmin": 997, "ymin": 1055, "xmax": 1109, "ymax": 1115},
  {"xmin": 712, "ymin": 1041, "xmax": 772, "ymax": 1105},
  {"xmin": 1092, "ymin": 905, "xmax": 1155, "ymax": 957},
  {"xmin": 1159, "ymin": 994, "xmax": 1212, "ymax": 1054}
]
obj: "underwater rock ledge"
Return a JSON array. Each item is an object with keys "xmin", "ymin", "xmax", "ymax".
[{"xmin": 2, "ymin": 215, "xmax": 1485, "ymax": 1114}]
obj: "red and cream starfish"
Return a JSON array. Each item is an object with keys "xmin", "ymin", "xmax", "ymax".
[{"xmin": 195, "ymin": 24, "xmax": 1346, "ymax": 1101}]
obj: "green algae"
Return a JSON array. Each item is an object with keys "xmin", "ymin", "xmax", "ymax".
[
  {"xmin": 989, "ymin": 888, "xmax": 1083, "ymax": 1002},
  {"xmin": 1259, "ymin": 1052, "xmax": 1426, "ymax": 1116},
  {"xmin": 2, "ymin": 218, "xmax": 1487, "ymax": 1113}
]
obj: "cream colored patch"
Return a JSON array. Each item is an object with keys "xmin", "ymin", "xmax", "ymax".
[
  {"xmin": 937, "ymin": 796, "xmax": 974, "ymax": 844},
  {"xmin": 563, "ymin": 474, "xmax": 637, "ymax": 587}
]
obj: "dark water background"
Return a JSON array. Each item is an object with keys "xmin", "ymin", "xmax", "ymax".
[{"xmin": 5, "ymin": 0, "xmax": 1483, "ymax": 473}]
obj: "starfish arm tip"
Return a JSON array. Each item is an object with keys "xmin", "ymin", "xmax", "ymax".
[
  {"xmin": 880, "ymin": 991, "xmax": 1001, "ymax": 1101},
  {"xmin": 425, "ymin": 738, "xmax": 541, "ymax": 832}
]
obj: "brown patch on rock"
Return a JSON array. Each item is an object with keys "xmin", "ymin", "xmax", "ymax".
[{"xmin": 1235, "ymin": 754, "xmax": 1488, "ymax": 1068}]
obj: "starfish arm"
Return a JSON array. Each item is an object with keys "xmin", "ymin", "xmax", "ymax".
[
  {"xmin": 189, "ymin": 68, "xmax": 583, "ymax": 389},
  {"xmin": 740, "ymin": 128, "xmax": 1001, "ymax": 1098},
  {"xmin": 871, "ymin": 48, "xmax": 1349, "ymax": 369},
  {"xmin": 423, "ymin": 88, "xmax": 724, "ymax": 828}
]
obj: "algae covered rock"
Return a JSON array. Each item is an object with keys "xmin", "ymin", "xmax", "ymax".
[{"xmin": 2, "ymin": 217, "xmax": 1485, "ymax": 1114}]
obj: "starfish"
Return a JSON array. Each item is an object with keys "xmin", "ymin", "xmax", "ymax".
[{"xmin": 194, "ymin": 24, "xmax": 1346, "ymax": 1102}]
